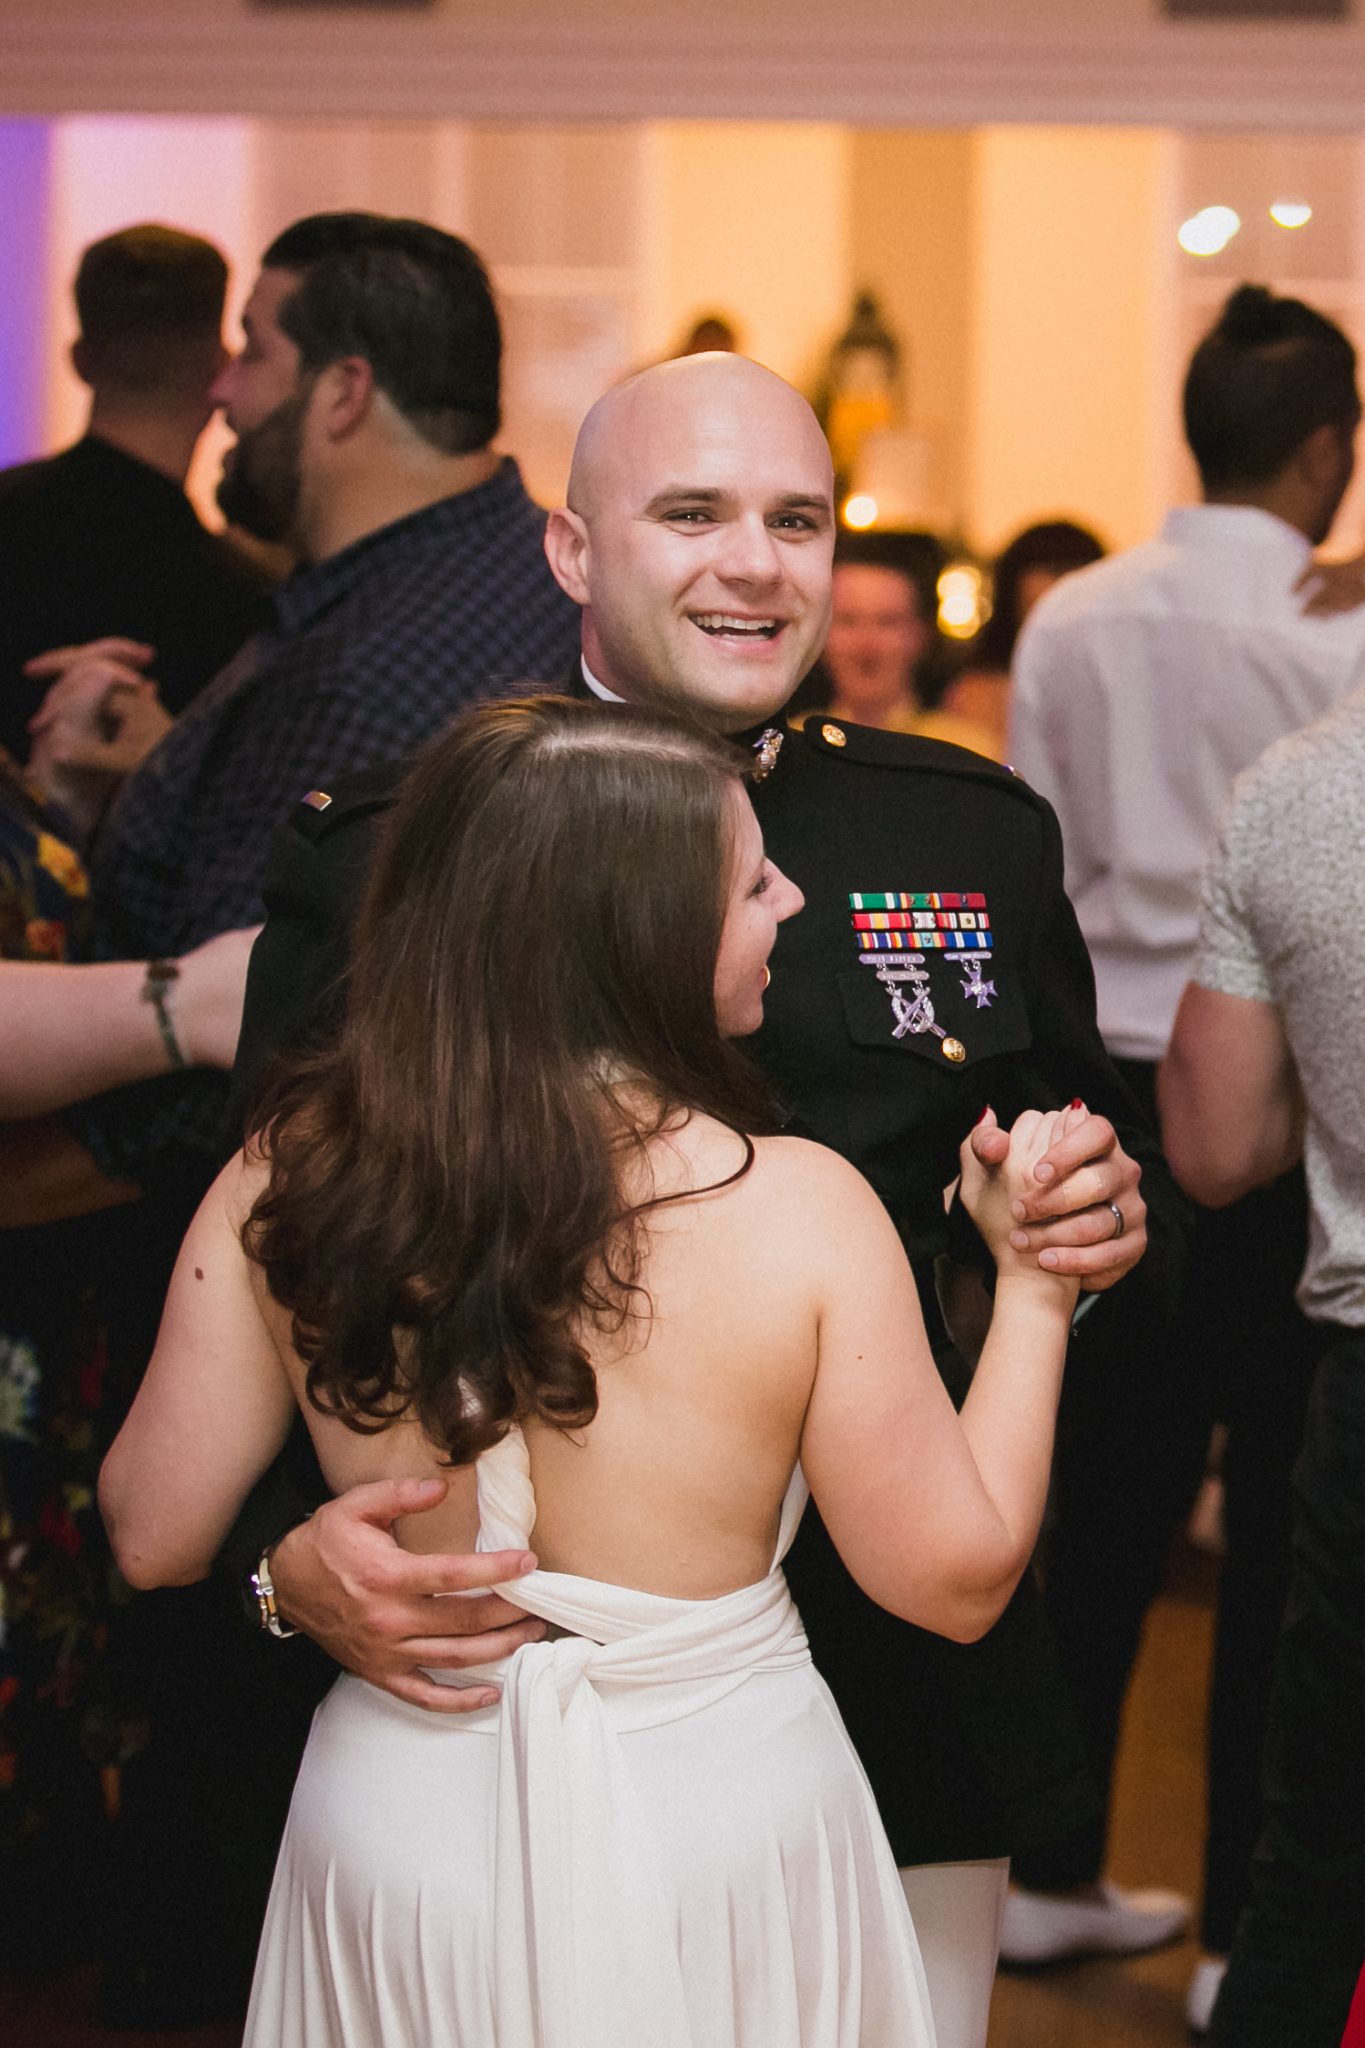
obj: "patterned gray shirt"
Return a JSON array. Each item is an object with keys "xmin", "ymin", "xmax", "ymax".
[{"xmin": 1195, "ymin": 682, "xmax": 1365, "ymax": 1327}]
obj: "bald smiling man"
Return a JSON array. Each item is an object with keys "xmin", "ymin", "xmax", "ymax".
[
  {"xmin": 222, "ymin": 355, "xmax": 1186, "ymax": 2047},
  {"xmin": 554, "ymin": 353, "xmax": 835, "ymax": 732}
]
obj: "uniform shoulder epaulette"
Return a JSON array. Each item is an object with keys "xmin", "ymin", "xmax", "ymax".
[
  {"xmin": 288, "ymin": 761, "xmax": 405, "ymax": 844},
  {"xmin": 796, "ymin": 716, "xmax": 1044, "ymax": 804}
]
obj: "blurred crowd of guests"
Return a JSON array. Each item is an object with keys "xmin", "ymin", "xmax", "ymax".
[
  {"xmin": 1, "ymin": 206, "xmax": 1363, "ymax": 2048},
  {"xmin": 788, "ymin": 517, "xmax": 1105, "ymax": 759}
]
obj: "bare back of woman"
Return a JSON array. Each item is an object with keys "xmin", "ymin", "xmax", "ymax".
[{"xmin": 267, "ymin": 1117, "xmax": 815, "ymax": 1598}]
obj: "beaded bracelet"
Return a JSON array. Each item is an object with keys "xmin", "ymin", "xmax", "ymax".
[{"xmin": 141, "ymin": 958, "xmax": 188, "ymax": 1070}]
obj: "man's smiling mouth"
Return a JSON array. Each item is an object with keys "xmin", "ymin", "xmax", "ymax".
[{"xmin": 692, "ymin": 614, "xmax": 782, "ymax": 639}]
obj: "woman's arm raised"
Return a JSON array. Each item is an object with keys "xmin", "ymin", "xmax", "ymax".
[
  {"xmin": 798, "ymin": 1111, "xmax": 1078, "ymax": 1643},
  {"xmin": 100, "ymin": 1150, "xmax": 296, "ymax": 1589}
]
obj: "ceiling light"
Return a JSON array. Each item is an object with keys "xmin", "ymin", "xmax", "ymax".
[
  {"xmin": 1269, "ymin": 200, "xmax": 1313, "ymax": 229},
  {"xmin": 1177, "ymin": 205, "xmax": 1241, "ymax": 256}
]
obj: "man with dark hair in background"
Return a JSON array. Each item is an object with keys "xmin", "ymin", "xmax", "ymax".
[
  {"xmin": 31, "ymin": 209, "xmax": 580, "ymax": 1223},
  {"xmin": 1007, "ymin": 283, "xmax": 1365, "ymax": 2031},
  {"xmin": 0, "ymin": 224, "xmax": 271, "ymax": 761},
  {"xmin": 0, "ymin": 210, "xmax": 579, "ymax": 2027}
]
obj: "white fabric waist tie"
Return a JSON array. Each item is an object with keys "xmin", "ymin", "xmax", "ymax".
[{"xmin": 475, "ymin": 1428, "xmax": 813, "ymax": 2047}]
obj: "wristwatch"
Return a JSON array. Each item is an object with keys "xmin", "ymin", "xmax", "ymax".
[{"xmin": 250, "ymin": 1545, "xmax": 299, "ymax": 1639}]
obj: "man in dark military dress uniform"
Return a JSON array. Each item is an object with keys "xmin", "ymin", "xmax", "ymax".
[{"xmin": 224, "ymin": 355, "xmax": 1184, "ymax": 2048}]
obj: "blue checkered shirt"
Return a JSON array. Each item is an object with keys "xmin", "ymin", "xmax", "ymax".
[{"xmin": 70, "ymin": 457, "xmax": 581, "ymax": 1181}]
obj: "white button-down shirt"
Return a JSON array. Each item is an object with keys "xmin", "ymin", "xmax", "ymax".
[{"xmin": 1010, "ymin": 505, "xmax": 1365, "ymax": 1061}]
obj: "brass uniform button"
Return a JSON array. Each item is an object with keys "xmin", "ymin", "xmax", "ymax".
[
  {"xmin": 941, "ymin": 1037, "xmax": 967, "ymax": 1063},
  {"xmin": 821, "ymin": 723, "xmax": 847, "ymax": 747}
]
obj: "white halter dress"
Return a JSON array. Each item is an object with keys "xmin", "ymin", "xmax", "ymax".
[{"xmin": 244, "ymin": 1427, "xmax": 936, "ymax": 2046}]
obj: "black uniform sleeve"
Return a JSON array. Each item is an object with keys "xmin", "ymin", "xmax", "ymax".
[
  {"xmin": 228, "ymin": 771, "xmax": 394, "ymax": 1129},
  {"xmin": 221, "ymin": 772, "xmax": 396, "ymax": 1625},
  {"xmin": 985, "ymin": 793, "xmax": 1191, "ymax": 1313}
]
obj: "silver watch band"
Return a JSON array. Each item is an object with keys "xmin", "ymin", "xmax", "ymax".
[{"xmin": 250, "ymin": 1547, "xmax": 299, "ymax": 1639}]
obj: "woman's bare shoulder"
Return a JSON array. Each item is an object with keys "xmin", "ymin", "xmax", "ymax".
[
  {"xmin": 743, "ymin": 1133, "xmax": 893, "ymax": 1243},
  {"xmin": 645, "ymin": 1118, "xmax": 892, "ymax": 1262},
  {"xmin": 750, "ymin": 1132, "xmax": 881, "ymax": 1197},
  {"xmin": 191, "ymin": 1144, "xmax": 271, "ymax": 1237}
]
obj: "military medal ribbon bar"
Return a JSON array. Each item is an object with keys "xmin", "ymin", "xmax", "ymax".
[
  {"xmin": 849, "ymin": 891, "xmax": 987, "ymax": 911},
  {"xmin": 851, "ymin": 910, "xmax": 989, "ymax": 932},
  {"xmin": 857, "ymin": 929, "xmax": 992, "ymax": 952}
]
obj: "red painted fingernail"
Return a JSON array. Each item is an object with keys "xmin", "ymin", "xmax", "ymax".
[
  {"xmin": 974, "ymin": 1105, "xmax": 991, "ymax": 1125},
  {"xmin": 1069, "ymin": 1098, "xmax": 1083, "ymax": 1110}
]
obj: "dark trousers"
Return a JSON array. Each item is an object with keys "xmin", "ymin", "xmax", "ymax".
[
  {"xmin": 1015, "ymin": 1059, "xmax": 1317, "ymax": 1952},
  {"xmin": 1209, "ymin": 1335, "xmax": 1365, "ymax": 2046}
]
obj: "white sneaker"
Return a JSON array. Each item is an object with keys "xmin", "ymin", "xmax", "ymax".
[
  {"xmin": 999, "ymin": 1879, "xmax": 1191, "ymax": 1964},
  {"xmin": 1186, "ymin": 1956, "xmax": 1228, "ymax": 2035}
]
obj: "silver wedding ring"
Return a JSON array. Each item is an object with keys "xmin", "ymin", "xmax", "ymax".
[{"xmin": 1106, "ymin": 1200, "xmax": 1126, "ymax": 1241}]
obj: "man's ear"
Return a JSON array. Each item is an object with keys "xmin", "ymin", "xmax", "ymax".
[
  {"xmin": 544, "ymin": 504, "xmax": 592, "ymax": 604},
  {"xmin": 313, "ymin": 356, "xmax": 375, "ymax": 441},
  {"xmin": 1298, "ymin": 419, "xmax": 1354, "ymax": 494}
]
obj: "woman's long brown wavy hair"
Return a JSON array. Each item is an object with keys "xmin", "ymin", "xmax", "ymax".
[{"xmin": 244, "ymin": 696, "xmax": 780, "ymax": 1466}]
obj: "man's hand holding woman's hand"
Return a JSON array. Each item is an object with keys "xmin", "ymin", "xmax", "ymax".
[
  {"xmin": 959, "ymin": 1107, "xmax": 1081, "ymax": 1308},
  {"xmin": 965, "ymin": 1100, "xmax": 1145, "ymax": 1291}
]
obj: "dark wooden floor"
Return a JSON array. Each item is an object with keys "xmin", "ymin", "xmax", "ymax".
[
  {"xmin": 989, "ymin": 1543, "xmax": 1217, "ymax": 2048},
  {"xmin": 2, "ymin": 1549, "xmax": 1217, "ymax": 2048}
]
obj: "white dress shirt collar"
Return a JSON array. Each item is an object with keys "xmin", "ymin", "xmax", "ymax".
[
  {"xmin": 580, "ymin": 657, "xmax": 625, "ymax": 704},
  {"xmin": 1159, "ymin": 503, "xmax": 1314, "ymax": 575}
]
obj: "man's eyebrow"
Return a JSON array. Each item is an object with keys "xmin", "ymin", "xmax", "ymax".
[
  {"xmin": 640, "ymin": 487, "xmax": 832, "ymax": 515},
  {"xmin": 641, "ymin": 486, "xmax": 726, "ymax": 513}
]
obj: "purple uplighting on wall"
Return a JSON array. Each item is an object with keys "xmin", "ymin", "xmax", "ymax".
[{"xmin": 0, "ymin": 121, "xmax": 53, "ymax": 467}]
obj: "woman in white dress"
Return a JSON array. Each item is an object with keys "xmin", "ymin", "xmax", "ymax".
[{"xmin": 101, "ymin": 696, "xmax": 1078, "ymax": 2047}]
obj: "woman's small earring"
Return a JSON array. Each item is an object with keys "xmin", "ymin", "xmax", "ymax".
[{"xmin": 761, "ymin": 965, "xmax": 772, "ymax": 990}]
